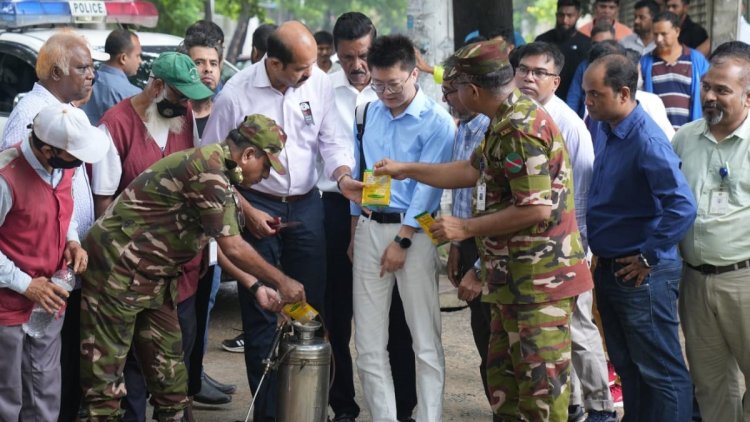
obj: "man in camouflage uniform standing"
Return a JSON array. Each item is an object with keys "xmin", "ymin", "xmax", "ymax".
[
  {"xmin": 374, "ymin": 39, "xmax": 593, "ymax": 421},
  {"xmin": 79, "ymin": 115, "xmax": 306, "ymax": 421}
]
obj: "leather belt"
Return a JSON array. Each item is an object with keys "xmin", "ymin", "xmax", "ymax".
[
  {"xmin": 250, "ymin": 189, "xmax": 314, "ymax": 203},
  {"xmin": 686, "ymin": 259, "xmax": 750, "ymax": 275},
  {"xmin": 369, "ymin": 212, "xmax": 403, "ymax": 224}
]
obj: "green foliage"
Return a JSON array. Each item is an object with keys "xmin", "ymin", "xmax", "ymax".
[
  {"xmin": 151, "ymin": 0, "xmax": 265, "ymax": 36},
  {"xmin": 514, "ymin": 0, "xmax": 557, "ymax": 41},
  {"xmin": 277, "ymin": 0, "xmax": 407, "ymax": 33}
]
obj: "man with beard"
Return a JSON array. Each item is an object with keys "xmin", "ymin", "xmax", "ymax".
[
  {"xmin": 641, "ymin": 12, "xmax": 708, "ymax": 131},
  {"xmin": 673, "ymin": 41, "xmax": 750, "ymax": 422},
  {"xmin": 584, "ymin": 53, "xmax": 696, "ymax": 421},
  {"xmin": 90, "ymin": 52, "xmax": 214, "ymax": 421},
  {"xmin": 201, "ymin": 21, "xmax": 360, "ymax": 422},
  {"xmin": 79, "ymin": 114, "xmax": 306, "ymax": 422},
  {"xmin": 579, "ymin": 0, "xmax": 634, "ymax": 40},
  {"xmin": 0, "ymin": 29, "xmax": 108, "ymax": 422},
  {"xmin": 620, "ymin": 0, "xmax": 659, "ymax": 55},
  {"xmin": 535, "ymin": 0, "xmax": 591, "ymax": 100}
]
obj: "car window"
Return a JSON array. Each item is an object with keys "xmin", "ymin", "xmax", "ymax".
[{"xmin": 0, "ymin": 49, "xmax": 36, "ymax": 114}]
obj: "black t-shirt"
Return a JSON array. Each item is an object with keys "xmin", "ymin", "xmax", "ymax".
[
  {"xmin": 536, "ymin": 28, "xmax": 592, "ymax": 100},
  {"xmin": 195, "ymin": 115, "xmax": 209, "ymax": 139},
  {"xmin": 679, "ymin": 15, "xmax": 708, "ymax": 49}
]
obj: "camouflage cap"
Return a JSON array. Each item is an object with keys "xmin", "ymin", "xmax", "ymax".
[
  {"xmin": 236, "ymin": 114, "xmax": 288, "ymax": 175},
  {"xmin": 444, "ymin": 39, "xmax": 512, "ymax": 80}
]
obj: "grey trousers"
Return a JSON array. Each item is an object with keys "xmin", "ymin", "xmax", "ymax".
[
  {"xmin": 569, "ymin": 290, "xmax": 614, "ymax": 411},
  {"xmin": 0, "ymin": 315, "xmax": 64, "ymax": 421}
]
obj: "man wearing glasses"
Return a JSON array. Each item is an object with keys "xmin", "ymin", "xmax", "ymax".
[
  {"xmin": 373, "ymin": 38, "xmax": 593, "ymax": 421},
  {"xmin": 349, "ymin": 34, "xmax": 454, "ymax": 421},
  {"xmin": 513, "ymin": 42, "xmax": 616, "ymax": 422},
  {"xmin": 89, "ymin": 51, "xmax": 213, "ymax": 420}
]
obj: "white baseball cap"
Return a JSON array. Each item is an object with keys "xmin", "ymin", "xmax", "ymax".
[{"xmin": 31, "ymin": 104, "xmax": 109, "ymax": 164}]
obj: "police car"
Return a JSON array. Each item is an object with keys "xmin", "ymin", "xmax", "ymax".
[{"xmin": 0, "ymin": 0, "xmax": 237, "ymax": 130}]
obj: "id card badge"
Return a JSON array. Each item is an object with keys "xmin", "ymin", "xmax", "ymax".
[
  {"xmin": 476, "ymin": 182, "xmax": 487, "ymax": 211},
  {"xmin": 709, "ymin": 189, "xmax": 729, "ymax": 215},
  {"xmin": 208, "ymin": 239, "xmax": 218, "ymax": 266}
]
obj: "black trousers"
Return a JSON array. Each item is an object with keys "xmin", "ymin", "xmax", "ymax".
[
  {"xmin": 58, "ymin": 289, "xmax": 81, "ymax": 422},
  {"xmin": 322, "ymin": 192, "xmax": 416, "ymax": 419}
]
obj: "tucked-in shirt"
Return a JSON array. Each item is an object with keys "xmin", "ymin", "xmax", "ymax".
[
  {"xmin": 587, "ymin": 103, "xmax": 697, "ymax": 264},
  {"xmin": 201, "ymin": 59, "xmax": 354, "ymax": 196},
  {"xmin": 535, "ymin": 28, "xmax": 591, "ymax": 100},
  {"xmin": 350, "ymin": 88, "xmax": 454, "ymax": 228},
  {"xmin": 316, "ymin": 69, "xmax": 378, "ymax": 193},
  {"xmin": 469, "ymin": 89, "xmax": 592, "ymax": 305},
  {"xmin": 452, "ymin": 113, "xmax": 490, "ymax": 219},
  {"xmin": 0, "ymin": 82, "xmax": 96, "ymax": 240},
  {"xmin": 81, "ymin": 64, "xmax": 141, "ymax": 125},
  {"xmin": 620, "ymin": 34, "xmax": 656, "ymax": 56},
  {"xmin": 651, "ymin": 46, "xmax": 693, "ymax": 130},
  {"xmin": 0, "ymin": 138, "xmax": 79, "ymax": 293},
  {"xmin": 544, "ymin": 95, "xmax": 594, "ymax": 249},
  {"xmin": 679, "ymin": 15, "xmax": 709, "ymax": 50},
  {"xmin": 674, "ymin": 115, "xmax": 750, "ymax": 266}
]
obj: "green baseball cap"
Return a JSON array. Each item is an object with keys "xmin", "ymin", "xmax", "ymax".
[
  {"xmin": 444, "ymin": 39, "xmax": 512, "ymax": 80},
  {"xmin": 236, "ymin": 114, "xmax": 288, "ymax": 175},
  {"xmin": 152, "ymin": 52, "xmax": 214, "ymax": 101}
]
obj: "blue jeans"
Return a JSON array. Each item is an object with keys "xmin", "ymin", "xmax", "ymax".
[
  {"xmin": 237, "ymin": 189, "xmax": 326, "ymax": 421},
  {"xmin": 594, "ymin": 258, "xmax": 692, "ymax": 422}
]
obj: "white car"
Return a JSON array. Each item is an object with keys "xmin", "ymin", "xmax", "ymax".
[{"xmin": 0, "ymin": 1, "xmax": 237, "ymax": 131}]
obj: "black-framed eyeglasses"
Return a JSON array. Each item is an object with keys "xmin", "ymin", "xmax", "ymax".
[
  {"xmin": 371, "ymin": 70, "xmax": 415, "ymax": 94},
  {"xmin": 516, "ymin": 65, "xmax": 558, "ymax": 79},
  {"xmin": 442, "ymin": 87, "xmax": 458, "ymax": 97}
]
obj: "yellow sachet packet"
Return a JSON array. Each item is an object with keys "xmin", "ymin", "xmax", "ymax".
[
  {"xmin": 414, "ymin": 211, "xmax": 447, "ymax": 246},
  {"xmin": 361, "ymin": 170, "xmax": 391, "ymax": 207},
  {"xmin": 282, "ymin": 302, "xmax": 319, "ymax": 323}
]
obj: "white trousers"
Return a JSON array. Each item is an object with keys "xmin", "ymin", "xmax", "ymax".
[
  {"xmin": 680, "ymin": 266, "xmax": 749, "ymax": 422},
  {"xmin": 0, "ymin": 315, "xmax": 64, "ymax": 422},
  {"xmin": 353, "ymin": 217, "xmax": 445, "ymax": 422}
]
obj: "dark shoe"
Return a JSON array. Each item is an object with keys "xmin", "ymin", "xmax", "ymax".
[
  {"xmin": 332, "ymin": 413, "xmax": 357, "ymax": 422},
  {"xmin": 203, "ymin": 373, "xmax": 236, "ymax": 395},
  {"xmin": 585, "ymin": 410, "xmax": 618, "ymax": 422},
  {"xmin": 397, "ymin": 418, "xmax": 415, "ymax": 422},
  {"xmin": 569, "ymin": 405, "xmax": 586, "ymax": 422},
  {"xmin": 193, "ymin": 378, "xmax": 232, "ymax": 405},
  {"xmin": 221, "ymin": 333, "xmax": 244, "ymax": 353}
]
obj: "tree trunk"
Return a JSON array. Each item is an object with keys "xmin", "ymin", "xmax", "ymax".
[{"xmin": 226, "ymin": 1, "xmax": 251, "ymax": 63}]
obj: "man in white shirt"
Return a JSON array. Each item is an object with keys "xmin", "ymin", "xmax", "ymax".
[
  {"xmin": 201, "ymin": 21, "xmax": 360, "ymax": 421},
  {"xmin": 513, "ymin": 41, "xmax": 616, "ymax": 422}
]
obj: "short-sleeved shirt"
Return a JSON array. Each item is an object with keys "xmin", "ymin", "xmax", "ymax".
[
  {"xmin": 679, "ymin": 15, "xmax": 709, "ymax": 50},
  {"xmin": 469, "ymin": 89, "xmax": 592, "ymax": 305},
  {"xmin": 652, "ymin": 46, "xmax": 693, "ymax": 130},
  {"xmin": 83, "ymin": 143, "xmax": 241, "ymax": 302}
]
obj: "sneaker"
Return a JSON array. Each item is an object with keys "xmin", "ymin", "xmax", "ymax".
[
  {"xmin": 569, "ymin": 405, "xmax": 586, "ymax": 422},
  {"xmin": 610, "ymin": 383, "xmax": 623, "ymax": 408},
  {"xmin": 203, "ymin": 373, "xmax": 236, "ymax": 395},
  {"xmin": 221, "ymin": 333, "xmax": 244, "ymax": 353},
  {"xmin": 585, "ymin": 410, "xmax": 618, "ymax": 422}
]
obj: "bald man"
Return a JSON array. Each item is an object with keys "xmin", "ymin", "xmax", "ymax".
[{"xmin": 202, "ymin": 21, "xmax": 360, "ymax": 421}]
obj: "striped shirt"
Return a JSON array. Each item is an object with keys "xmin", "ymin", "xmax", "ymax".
[
  {"xmin": 452, "ymin": 113, "xmax": 490, "ymax": 219},
  {"xmin": 652, "ymin": 47, "xmax": 693, "ymax": 130}
]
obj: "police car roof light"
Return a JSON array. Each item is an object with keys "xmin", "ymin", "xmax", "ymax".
[{"xmin": 0, "ymin": 0, "xmax": 159, "ymax": 29}]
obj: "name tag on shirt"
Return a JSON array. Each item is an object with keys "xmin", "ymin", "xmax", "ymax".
[
  {"xmin": 300, "ymin": 101, "xmax": 314, "ymax": 125},
  {"xmin": 476, "ymin": 182, "xmax": 487, "ymax": 211},
  {"xmin": 208, "ymin": 239, "xmax": 218, "ymax": 266},
  {"xmin": 709, "ymin": 189, "xmax": 729, "ymax": 215}
]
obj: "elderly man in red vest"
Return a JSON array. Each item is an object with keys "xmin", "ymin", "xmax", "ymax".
[{"xmin": 0, "ymin": 103, "xmax": 107, "ymax": 421}]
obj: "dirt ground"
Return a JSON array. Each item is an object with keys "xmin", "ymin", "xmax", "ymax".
[{"xmin": 193, "ymin": 277, "xmax": 493, "ymax": 421}]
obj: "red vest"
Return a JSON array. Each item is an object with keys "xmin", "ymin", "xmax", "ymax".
[
  {"xmin": 99, "ymin": 100, "xmax": 202, "ymax": 301},
  {"xmin": 0, "ymin": 145, "xmax": 74, "ymax": 325}
]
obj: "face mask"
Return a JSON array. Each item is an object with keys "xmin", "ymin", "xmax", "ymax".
[
  {"xmin": 156, "ymin": 99, "xmax": 188, "ymax": 118},
  {"xmin": 48, "ymin": 151, "xmax": 82, "ymax": 169}
]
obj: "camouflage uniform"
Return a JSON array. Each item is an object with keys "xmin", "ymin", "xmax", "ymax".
[
  {"xmin": 449, "ymin": 40, "xmax": 594, "ymax": 421},
  {"xmin": 80, "ymin": 115, "xmax": 286, "ymax": 421}
]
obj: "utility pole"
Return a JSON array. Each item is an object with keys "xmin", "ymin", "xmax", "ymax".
[{"xmin": 452, "ymin": 0, "xmax": 513, "ymax": 50}]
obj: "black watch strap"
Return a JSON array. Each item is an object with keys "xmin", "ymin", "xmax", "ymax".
[
  {"xmin": 394, "ymin": 235, "xmax": 412, "ymax": 249},
  {"xmin": 248, "ymin": 281, "xmax": 264, "ymax": 297}
]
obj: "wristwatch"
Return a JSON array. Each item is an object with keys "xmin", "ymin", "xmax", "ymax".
[
  {"xmin": 248, "ymin": 280, "xmax": 264, "ymax": 298},
  {"xmin": 394, "ymin": 235, "xmax": 412, "ymax": 249},
  {"xmin": 637, "ymin": 253, "xmax": 651, "ymax": 268}
]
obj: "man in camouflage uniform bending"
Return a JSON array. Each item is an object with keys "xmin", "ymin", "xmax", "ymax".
[
  {"xmin": 374, "ymin": 39, "xmax": 593, "ymax": 421},
  {"xmin": 79, "ymin": 115, "xmax": 306, "ymax": 421}
]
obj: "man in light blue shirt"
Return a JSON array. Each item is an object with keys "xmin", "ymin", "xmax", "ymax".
[
  {"xmin": 348, "ymin": 34, "xmax": 454, "ymax": 422},
  {"xmin": 82, "ymin": 29, "xmax": 142, "ymax": 124}
]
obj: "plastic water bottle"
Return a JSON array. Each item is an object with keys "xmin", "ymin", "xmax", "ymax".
[{"xmin": 22, "ymin": 268, "xmax": 75, "ymax": 338}]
